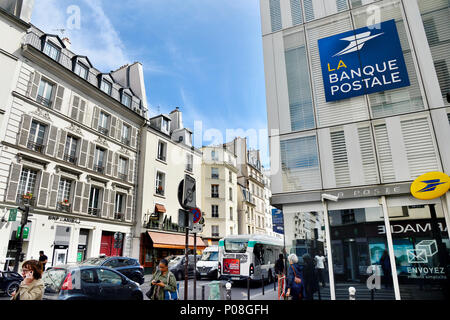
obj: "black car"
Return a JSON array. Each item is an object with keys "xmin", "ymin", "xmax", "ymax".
[
  {"xmin": 79, "ymin": 256, "xmax": 144, "ymax": 285},
  {"xmin": 42, "ymin": 265, "xmax": 143, "ymax": 300},
  {"xmin": 0, "ymin": 271, "xmax": 23, "ymax": 297},
  {"xmin": 169, "ymin": 255, "xmax": 201, "ymax": 281}
]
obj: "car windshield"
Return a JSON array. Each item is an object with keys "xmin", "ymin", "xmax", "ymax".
[
  {"xmin": 224, "ymin": 239, "xmax": 248, "ymax": 253},
  {"xmin": 168, "ymin": 256, "xmax": 183, "ymax": 267},
  {"xmin": 43, "ymin": 268, "xmax": 67, "ymax": 293},
  {"xmin": 79, "ymin": 258, "xmax": 105, "ymax": 266},
  {"xmin": 201, "ymin": 251, "xmax": 218, "ymax": 261}
]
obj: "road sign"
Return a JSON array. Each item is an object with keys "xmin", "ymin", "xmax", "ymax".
[
  {"xmin": 192, "ymin": 224, "xmax": 203, "ymax": 233},
  {"xmin": 191, "ymin": 207, "xmax": 202, "ymax": 224},
  {"xmin": 9, "ymin": 208, "xmax": 17, "ymax": 222}
]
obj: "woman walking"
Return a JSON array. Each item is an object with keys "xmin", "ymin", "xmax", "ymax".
[
  {"xmin": 286, "ymin": 253, "xmax": 305, "ymax": 301},
  {"xmin": 11, "ymin": 260, "xmax": 44, "ymax": 300},
  {"xmin": 149, "ymin": 258, "xmax": 177, "ymax": 300}
]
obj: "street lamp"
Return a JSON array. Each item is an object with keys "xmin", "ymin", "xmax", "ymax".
[{"xmin": 321, "ymin": 194, "xmax": 338, "ymax": 301}]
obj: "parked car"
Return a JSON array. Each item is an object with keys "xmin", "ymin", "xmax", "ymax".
[
  {"xmin": 169, "ymin": 255, "xmax": 200, "ymax": 281},
  {"xmin": 0, "ymin": 271, "xmax": 23, "ymax": 297},
  {"xmin": 79, "ymin": 256, "xmax": 144, "ymax": 285},
  {"xmin": 42, "ymin": 265, "xmax": 143, "ymax": 300},
  {"xmin": 196, "ymin": 246, "xmax": 219, "ymax": 280}
]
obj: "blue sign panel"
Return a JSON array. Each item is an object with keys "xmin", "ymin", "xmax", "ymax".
[
  {"xmin": 318, "ymin": 19, "xmax": 410, "ymax": 102},
  {"xmin": 272, "ymin": 209, "xmax": 284, "ymax": 235}
]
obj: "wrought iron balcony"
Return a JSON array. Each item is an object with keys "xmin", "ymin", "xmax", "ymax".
[
  {"xmin": 88, "ymin": 207, "xmax": 100, "ymax": 216},
  {"xmin": 94, "ymin": 164, "xmax": 104, "ymax": 174},
  {"xmin": 157, "ymin": 154, "xmax": 166, "ymax": 162},
  {"xmin": 36, "ymin": 95, "xmax": 52, "ymax": 108},
  {"xmin": 63, "ymin": 153, "xmax": 77, "ymax": 165},
  {"xmin": 118, "ymin": 173, "xmax": 128, "ymax": 181},
  {"xmin": 16, "ymin": 194, "xmax": 36, "ymax": 206},
  {"xmin": 121, "ymin": 137, "xmax": 130, "ymax": 145},
  {"xmin": 27, "ymin": 141, "xmax": 45, "ymax": 154},
  {"xmin": 98, "ymin": 126, "xmax": 109, "ymax": 136},
  {"xmin": 155, "ymin": 187, "xmax": 165, "ymax": 196},
  {"xmin": 57, "ymin": 202, "xmax": 72, "ymax": 213},
  {"xmin": 114, "ymin": 212, "xmax": 125, "ymax": 221}
]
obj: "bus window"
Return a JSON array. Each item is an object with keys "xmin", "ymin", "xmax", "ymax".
[
  {"xmin": 254, "ymin": 244, "xmax": 265, "ymax": 265},
  {"xmin": 224, "ymin": 239, "xmax": 248, "ymax": 253}
]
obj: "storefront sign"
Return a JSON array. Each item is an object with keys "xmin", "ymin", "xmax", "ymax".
[
  {"xmin": 410, "ymin": 171, "xmax": 450, "ymax": 200},
  {"xmin": 318, "ymin": 19, "xmax": 410, "ymax": 102},
  {"xmin": 16, "ymin": 226, "xmax": 29, "ymax": 239},
  {"xmin": 272, "ymin": 209, "xmax": 284, "ymax": 234},
  {"xmin": 48, "ymin": 215, "xmax": 81, "ymax": 224},
  {"xmin": 376, "ymin": 218, "xmax": 447, "ymax": 237}
]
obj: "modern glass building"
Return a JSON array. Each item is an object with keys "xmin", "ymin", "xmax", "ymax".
[{"xmin": 260, "ymin": 0, "xmax": 450, "ymax": 300}]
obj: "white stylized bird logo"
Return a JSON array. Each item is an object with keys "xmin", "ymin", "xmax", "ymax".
[{"xmin": 333, "ymin": 31, "xmax": 384, "ymax": 57}]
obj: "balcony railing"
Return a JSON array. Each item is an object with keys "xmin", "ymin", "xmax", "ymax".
[
  {"xmin": 88, "ymin": 207, "xmax": 100, "ymax": 216},
  {"xmin": 155, "ymin": 187, "xmax": 165, "ymax": 196},
  {"xmin": 98, "ymin": 126, "xmax": 109, "ymax": 136},
  {"xmin": 57, "ymin": 202, "xmax": 72, "ymax": 213},
  {"xmin": 94, "ymin": 164, "xmax": 104, "ymax": 174},
  {"xmin": 211, "ymin": 193, "xmax": 219, "ymax": 198},
  {"xmin": 118, "ymin": 173, "xmax": 128, "ymax": 181},
  {"xmin": 121, "ymin": 137, "xmax": 130, "ymax": 146},
  {"xmin": 114, "ymin": 212, "xmax": 125, "ymax": 221},
  {"xmin": 63, "ymin": 153, "xmax": 77, "ymax": 165},
  {"xmin": 211, "ymin": 174, "xmax": 219, "ymax": 179},
  {"xmin": 27, "ymin": 141, "xmax": 45, "ymax": 154},
  {"xmin": 212, "ymin": 233, "xmax": 220, "ymax": 237},
  {"xmin": 36, "ymin": 95, "xmax": 52, "ymax": 108}
]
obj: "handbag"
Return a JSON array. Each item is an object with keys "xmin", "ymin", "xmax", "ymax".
[
  {"xmin": 164, "ymin": 283, "xmax": 180, "ymax": 300},
  {"xmin": 145, "ymin": 284, "xmax": 155, "ymax": 299}
]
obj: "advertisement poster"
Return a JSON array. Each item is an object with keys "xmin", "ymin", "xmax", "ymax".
[{"xmin": 223, "ymin": 258, "xmax": 240, "ymax": 275}]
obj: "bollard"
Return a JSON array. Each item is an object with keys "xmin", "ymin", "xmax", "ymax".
[
  {"xmin": 371, "ymin": 288, "xmax": 375, "ymax": 301},
  {"xmin": 349, "ymin": 287, "xmax": 356, "ymax": 300},
  {"xmin": 226, "ymin": 281, "xmax": 232, "ymax": 300},
  {"xmin": 202, "ymin": 285, "xmax": 205, "ymax": 300},
  {"xmin": 247, "ymin": 277, "xmax": 251, "ymax": 300},
  {"xmin": 262, "ymin": 275, "xmax": 265, "ymax": 295}
]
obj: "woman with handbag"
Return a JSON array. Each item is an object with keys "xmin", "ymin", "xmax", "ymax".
[
  {"xmin": 286, "ymin": 254, "xmax": 305, "ymax": 301},
  {"xmin": 147, "ymin": 259, "xmax": 177, "ymax": 300}
]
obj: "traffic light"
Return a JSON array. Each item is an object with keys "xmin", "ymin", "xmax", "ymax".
[{"xmin": 18, "ymin": 205, "xmax": 32, "ymax": 226}]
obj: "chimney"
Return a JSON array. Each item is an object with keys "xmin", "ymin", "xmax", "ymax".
[
  {"xmin": 169, "ymin": 107, "xmax": 183, "ymax": 133},
  {"xmin": 62, "ymin": 37, "xmax": 71, "ymax": 50}
]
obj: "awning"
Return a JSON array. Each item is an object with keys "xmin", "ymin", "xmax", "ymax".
[
  {"xmin": 155, "ymin": 204, "xmax": 166, "ymax": 213},
  {"xmin": 148, "ymin": 231, "xmax": 206, "ymax": 250}
]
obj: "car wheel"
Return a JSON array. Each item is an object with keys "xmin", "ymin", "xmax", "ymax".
[
  {"xmin": 177, "ymin": 271, "xmax": 183, "ymax": 281},
  {"xmin": 6, "ymin": 282, "xmax": 20, "ymax": 297}
]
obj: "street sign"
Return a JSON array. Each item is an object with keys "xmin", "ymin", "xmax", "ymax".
[
  {"xmin": 8, "ymin": 208, "xmax": 17, "ymax": 222},
  {"xmin": 191, "ymin": 207, "xmax": 202, "ymax": 224},
  {"xmin": 272, "ymin": 209, "xmax": 284, "ymax": 235},
  {"xmin": 192, "ymin": 224, "xmax": 203, "ymax": 233},
  {"xmin": 16, "ymin": 226, "xmax": 29, "ymax": 239}
]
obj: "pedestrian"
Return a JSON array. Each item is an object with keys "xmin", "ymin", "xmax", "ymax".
[
  {"xmin": 286, "ymin": 253, "xmax": 304, "ymax": 301},
  {"xmin": 302, "ymin": 253, "xmax": 319, "ymax": 300},
  {"xmin": 314, "ymin": 251, "xmax": 326, "ymax": 288},
  {"xmin": 379, "ymin": 250, "xmax": 393, "ymax": 289},
  {"xmin": 275, "ymin": 253, "xmax": 285, "ymax": 279},
  {"xmin": 38, "ymin": 251, "xmax": 48, "ymax": 271},
  {"xmin": 11, "ymin": 260, "xmax": 44, "ymax": 300},
  {"xmin": 148, "ymin": 258, "xmax": 177, "ymax": 300}
]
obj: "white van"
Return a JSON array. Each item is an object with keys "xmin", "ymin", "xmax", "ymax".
[{"xmin": 196, "ymin": 245, "xmax": 219, "ymax": 279}]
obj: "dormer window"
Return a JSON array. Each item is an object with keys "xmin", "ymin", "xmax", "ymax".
[
  {"xmin": 43, "ymin": 42, "xmax": 60, "ymax": 61},
  {"xmin": 100, "ymin": 79, "xmax": 112, "ymax": 95},
  {"xmin": 122, "ymin": 93, "xmax": 131, "ymax": 108},
  {"xmin": 74, "ymin": 62, "xmax": 88, "ymax": 80},
  {"xmin": 162, "ymin": 118, "xmax": 170, "ymax": 132}
]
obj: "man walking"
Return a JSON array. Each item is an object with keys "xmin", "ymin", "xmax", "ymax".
[
  {"xmin": 314, "ymin": 251, "xmax": 326, "ymax": 288},
  {"xmin": 38, "ymin": 251, "xmax": 48, "ymax": 271}
]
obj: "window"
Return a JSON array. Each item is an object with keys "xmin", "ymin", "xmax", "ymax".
[
  {"xmin": 122, "ymin": 93, "xmax": 131, "ymax": 108},
  {"xmin": 211, "ymin": 150, "xmax": 218, "ymax": 161},
  {"xmin": 43, "ymin": 42, "xmax": 60, "ymax": 61},
  {"xmin": 186, "ymin": 154, "xmax": 193, "ymax": 172},
  {"xmin": 230, "ymin": 227, "xmax": 233, "ymax": 235},
  {"xmin": 211, "ymin": 225, "xmax": 219, "ymax": 237},
  {"xmin": 155, "ymin": 171, "xmax": 165, "ymax": 196},
  {"xmin": 100, "ymin": 79, "xmax": 112, "ymax": 95},
  {"xmin": 162, "ymin": 118, "xmax": 170, "ymax": 132},
  {"xmin": 97, "ymin": 269, "xmax": 123, "ymax": 286},
  {"xmin": 269, "ymin": 0, "xmax": 282, "ymax": 32},
  {"xmin": 88, "ymin": 187, "xmax": 101, "ymax": 216},
  {"xmin": 28, "ymin": 121, "xmax": 46, "ymax": 153},
  {"xmin": 94, "ymin": 147, "xmax": 105, "ymax": 173},
  {"xmin": 37, "ymin": 79, "xmax": 54, "ymax": 107},
  {"xmin": 118, "ymin": 157, "xmax": 128, "ymax": 181},
  {"xmin": 211, "ymin": 185, "xmax": 219, "ymax": 198},
  {"xmin": 64, "ymin": 136, "xmax": 78, "ymax": 164},
  {"xmin": 115, "ymin": 193, "xmax": 125, "ymax": 220},
  {"xmin": 212, "ymin": 205, "xmax": 219, "ymax": 218},
  {"xmin": 122, "ymin": 124, "xmax": 130, "ymax": 145},
  {"xmin": 157, "ymin": 141, "xmax": 166, "ymax": 161},
  {"xmin": 17, "ymin": 168, "xmax": 38, "ymax": 202},
  {"xmin": 229, "ymin": 187, "xmax": 233, "ymax": 201},
  {"xmin": 341, "ymin": 210, "xmax": 355, "ymax": 224},
  {"xmin": 290, "ymin": 0, "xmax": 303, "ymax": 26},
  {"xmin": 229, "ymin": 171, "xmax": 232, "ymax": 183},
  {"xmin": 229, "ymin": 207, "xmax": 233, "ymax": 221},
  {"xmin": 74, "ymin": 62, "xmax": 88, "ymax": 79},
  {"xmin": 211, "ymin": 168, "xmax": 219, "ymax": 179},
  {"xmin": 57, "ymin": 178, "xmax": 72, "ymax": 212},
  {"xmin": 98, "ymin": 112, "xmax": 109, "ymax": 135}
]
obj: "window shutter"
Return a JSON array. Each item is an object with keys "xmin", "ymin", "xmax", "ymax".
[
  {"xmin": 290, "ymin": 0, "xmax": 303, "ymax": 26},
  {"xmin": 48, "ymin": 174, "xmax": 60, "ymax": 209},
  {"xmin": 87, "ymin": 142, "xmax": 95, "ymax": 170},
  {"xmin": 81, "ymin": 183, "xmax": 90, "ymax": 214},
  {"xmin": 106, "ymin": 150, "xmax": 113, "ymax": 176},
  {"xmin": 56, "ymin": 130, "xmax": 67, "ymax": 160},
  {"xmin": 71, "ymin": 96, "xmax": 80, "ymax": 119},
  {"xmin": 53, "ymin": 85, "xmax": 65, "ymax": 111},
  {"xmin": 92, "ymin": 106, "xmax": 100, "ymax": 130},
  {"xmin": 78, "ymin": 140, "xmax": 89, "ymax": 168},
  {"xmin": 357, "ymin": 126, "xmax": 379, "ymax": 185},
  {"xmin": 269, "ymin": 0, "xmax": 282, "ymax": 32},
  {"xmin": 37, "ymin": 172, "xmax": 51, "ymax": 208},
  {"xmin": 401, "ymin": 117, "xmax": 440, "ymax": 179},
  {"xmin": 116, "ymin": 119, "xmax": 123, "ymax": 141},
  {"xmin": 6, "ymin": 163, "xmax": 23, "ymax": 203},
  {"xmin": 78, "ymin": 99, "xmax": 86, "ymax": 124},
  {"xmin": 73, "ymin": 181, "xmax": 83, "ymax": 213},
  {"xmin": 27, "ymin": 71, "xmax": 41, "ymax": 100},
  {"xmin": 113, "ymin": 153, "xmax": 119, "ymax": 178},
  {"xmin": 102, "ymin": 189, "xmax": 110, "ymax": 218},
  {"xmin": 331, "ymin": 130, "xmax": 350, "ymax": 187},
  {"xmin": 18, "ymin": 114, "xmax": 32, "ymax": 148},
  {"xmin": 374, "ymin": 124, "xmax": 395, "ymax": 183},
  {"xmin": 109, "ymin": 191, "xmax": 116, "ymax": 219},
  {"xmin": 109, "ymin": 116, "xmax": 117, "ymax": 139},
  {"xmin": 303, "ymin": 0, "xmax": 315, "ymax": 22},
  {"xmin": 128, "ymin": 159, "xmax": 134, "ymax": 184},
  {"xmin": 45, "ymin": 126, "xmax": 58, "ymax": 157},
  {"xmin": 131, "ymin": 127, "xmax": 137, "ymax": 148},
  {"xmin": 126, "ymin": 193, "xmax": 133, "ymax": 222}
]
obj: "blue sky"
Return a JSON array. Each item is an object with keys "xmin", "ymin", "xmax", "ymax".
[{"xmin": 31, "ymin": 0, "xmax": 270, "ymax": 168}]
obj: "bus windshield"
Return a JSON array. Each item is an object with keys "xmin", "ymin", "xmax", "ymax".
[
  {"xmin": 201, "ymin": 251, "xmax": 218, "ymax": 261},
  {"xmin": 224, "ymin": 239, "xmax": 248, "ymax": 253}
]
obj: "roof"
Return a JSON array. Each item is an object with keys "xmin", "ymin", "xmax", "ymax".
[{"xmin": 148, "ymin": 231, "xmax": 206, "ymax": 250}]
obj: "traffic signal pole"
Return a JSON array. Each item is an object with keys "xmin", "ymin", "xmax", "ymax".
[
  {"xmin": 184, "ymin": 211, "xmax": 189, "ymax": 301},
  {"xmin": 13, "ymin": 205, "xmax": 30, "ymax": 272}
]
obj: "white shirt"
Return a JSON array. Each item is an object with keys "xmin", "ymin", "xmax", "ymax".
[{"xmin": 315, "ymin": 255, "xmax": 325, "ymax": 269}]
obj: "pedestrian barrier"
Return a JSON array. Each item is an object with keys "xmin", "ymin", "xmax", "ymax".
[
  {"xmin": 277, "ymin": 276, "xmax": 285, "ymax": 300},
  {"xmin": 200, "ymin": 280, "xmax": 227, "ymax": 300}
]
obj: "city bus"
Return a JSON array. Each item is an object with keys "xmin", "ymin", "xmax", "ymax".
[{"xmin": 218, "ymin": 234, "xmax": 284, "ymax": 282}]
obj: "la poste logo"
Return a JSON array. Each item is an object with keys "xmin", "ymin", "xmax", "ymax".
[{"xmin": 318, "ymin": 19, "xmax": 410, "ymax": 102}]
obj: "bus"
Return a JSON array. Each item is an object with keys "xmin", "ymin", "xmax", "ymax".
[{"xmin": 218, "ymin": 234, "xmax": 284, "ymax": 282}]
